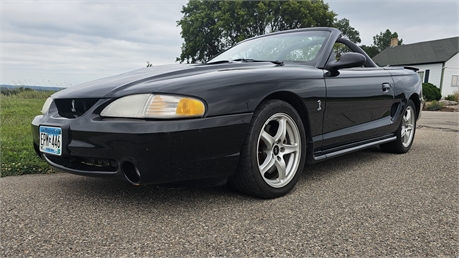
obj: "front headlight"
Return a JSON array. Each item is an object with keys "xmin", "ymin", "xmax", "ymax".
[
  {"xmin": 100, "ymin": 94, "xmax": 206, "ymax": 119},
  {"xmin": 41, "ymin": 97, "xmax": 53, "ymax": 115}
]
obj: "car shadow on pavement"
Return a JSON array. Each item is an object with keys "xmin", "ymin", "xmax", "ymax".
[
  {"xmin": 301, "ymin": 145, "xmax": 383, "ymax": 179},
  {"xmin": 51, "ymin": 146, "xmax": 390, "ymax": 207}
]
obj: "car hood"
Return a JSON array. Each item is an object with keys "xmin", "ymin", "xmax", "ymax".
[
  {"xmin": 53, "ymin": 63, "xmax": 296, "ymax": 99},
  {"xmin": 53, "ymin": 64, "xmax": 199, "ymax": 98}
]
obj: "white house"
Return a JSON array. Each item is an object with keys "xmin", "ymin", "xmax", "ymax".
[{"xmin": 373, "ymin": 37, "xmax": 459, "ymax": 97}]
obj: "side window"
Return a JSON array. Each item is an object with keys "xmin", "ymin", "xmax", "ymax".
[
  {"xmin": 331, "ymin": 38, "xmax": 376, "ymax": 68},
  {"xmin": 333, "ymin": 42, "xmax": 353, "ymax": 60}
]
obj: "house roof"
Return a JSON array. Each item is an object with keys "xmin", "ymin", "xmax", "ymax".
[{"xmin": 372, "ymin": 37, "xmax": 459, "ymax": 66}]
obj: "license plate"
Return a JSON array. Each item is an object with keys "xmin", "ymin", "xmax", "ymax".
[{"xmin": 39, "ymin": 126, "xmax": 62, "ymax": 156}]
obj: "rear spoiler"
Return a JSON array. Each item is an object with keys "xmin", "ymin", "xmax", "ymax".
[
  {"xmin": 382, "ymin": 65, "xmax": 419, "ymax": 72},
  {"xmin": 404, "ymin": 66, "xmax": 419, "ymax": 72}
]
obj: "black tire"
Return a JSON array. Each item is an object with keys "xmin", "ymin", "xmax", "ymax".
[
  {"xmin": 380, "ymin": 100, "xmax": 417, "ymax": 153},
  {"xmin": 230, "ymin": 99, "xmax": 307, "ymax": 199}
]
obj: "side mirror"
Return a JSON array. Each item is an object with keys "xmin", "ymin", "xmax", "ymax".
[{"xmin": 325, "ymin": 52, "xmax": 366, "ymax": 71}]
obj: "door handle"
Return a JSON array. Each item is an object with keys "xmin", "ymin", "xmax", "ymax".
[{"xmin": 382, "ymin": 83, "xmax": 391, "ymax": 92}]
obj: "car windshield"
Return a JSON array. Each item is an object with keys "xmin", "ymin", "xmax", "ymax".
[{"xmin": 208, "ymin": 30, "xmax": 330, "ymax": 65}]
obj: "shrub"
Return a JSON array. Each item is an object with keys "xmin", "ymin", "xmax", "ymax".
[
  {"xmin": 426, "ymin": 100, "xmax": 444, "ymax": 111},
  {"xmin": 445, "ymin": 91, "xmax": 458, "ymax": 102},
  {"xmin": 0, "ymin": 87, "xmax": 53, "ymax": 99},
  {"xmin": 1, "ymin": 87, "xmax": 33, "ymax": 96},
  {"xmin": 422, "ymin": 83, "xmax": 441, "ymax": 101},
  {"xmin": 445, "ymin": 95, "xmax": 455, "ymax": 101}
]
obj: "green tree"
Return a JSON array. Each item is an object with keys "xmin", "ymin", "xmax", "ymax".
[
  {"xmin": 177, "ymin": 0, "xmax": 336, "ymax": 63},
  {"xmin": 373, "ymin": 29, "xmax": 403, "ymax": 52},
  {"xmin": 360, "ymin": 45, "xmax": 380, "ymax": 58},
  {"xmin": 334, "ymin": 18, "xmax": 361, "ymax": 43},
  {"xmin": 332, "ymin": 18, "xmax": 361, "ymax": 58}
]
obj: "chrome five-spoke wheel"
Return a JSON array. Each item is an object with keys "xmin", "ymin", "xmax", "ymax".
[
  {"xmin": 401, "ymin": 106, "xmax": 415, "ymax": 147},
  {"xmin": 230, "ymin": 99, "xmax": 306, "ymax": 199},
  {"xmin": 257, "ymin": 113, "xmax": 301, "ymax": 188}
]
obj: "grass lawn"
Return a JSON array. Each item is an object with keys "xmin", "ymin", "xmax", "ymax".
[{"xmin": 1, "ymin": 89, "xmax": 56, "ymax": 177}]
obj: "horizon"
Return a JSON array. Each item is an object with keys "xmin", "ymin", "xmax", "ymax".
[{"xmin": 0, "ymin": 84, "xmax": 67, "ymax": 89}]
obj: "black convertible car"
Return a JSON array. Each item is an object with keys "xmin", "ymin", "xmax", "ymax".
[{"xmin": 32, "ymin": 27, "xmax": 422, "ymax": 198}]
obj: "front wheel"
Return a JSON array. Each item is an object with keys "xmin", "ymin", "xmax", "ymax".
[
  {"xmin": 380, "ymin": 100, "xmax": 417, "ymax": 153},
  {"xmin": 230, "ymin": 100, "xmax": 306, "ymax": 199}
]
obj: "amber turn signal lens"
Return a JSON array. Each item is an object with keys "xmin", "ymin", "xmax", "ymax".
[{"xmin": 176, "ymin": 98, "xmax": 205, "ymax": 116}]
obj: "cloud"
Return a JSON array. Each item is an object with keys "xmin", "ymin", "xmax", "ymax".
[
  {"xmin": 2, "ymin": 1, "xmax": 187, "ymax": 86},
  {"xmin": 2, "ymin": 0, "xmax": 458, "ymax": 87},
  {"xmin": 329, "ymin": 0, "xmax": 458, "ymax": 45}
]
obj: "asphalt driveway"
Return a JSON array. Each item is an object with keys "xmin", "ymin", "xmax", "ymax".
[{"xmin": 1, "ymin": 111, "xmax": 457, "ymax": 257}]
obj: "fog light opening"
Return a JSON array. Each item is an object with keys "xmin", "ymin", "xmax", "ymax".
[{"xmin": 122, "ymin": 161, "xmax": 141, "ymax": 185}]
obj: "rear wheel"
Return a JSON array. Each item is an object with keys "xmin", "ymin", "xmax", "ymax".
[
  {"xmin": 380, "ymin": 100, "xmax": 417, "ymax": 153},
  {"xmin": 230, "ymin": 100, "xmax": 306, "ymax": 199}
]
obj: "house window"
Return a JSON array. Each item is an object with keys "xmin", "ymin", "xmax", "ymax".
[
  {"xmin": 418, "ymin": 71, "xmax": 424, "ymax": 81},
  {"xmin": 452, "ymin": 75, "xmax": 459, "ymax": 87},
  {"xmin": 424, "ymin": 69, "xmax": 430, "ymax": 83}
]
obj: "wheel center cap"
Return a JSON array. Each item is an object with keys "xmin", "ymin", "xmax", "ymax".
[{"xmin": 273, "ymin": 145, "xmax": 280, "ymax": 155}]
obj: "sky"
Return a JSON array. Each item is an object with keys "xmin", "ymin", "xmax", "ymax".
[{"xmin": 1, "ymin": 0, "xmax": 458, "ymax": 87}]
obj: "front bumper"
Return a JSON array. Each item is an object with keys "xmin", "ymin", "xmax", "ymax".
[{"xmin": 32, "ymin": 112, "xmax": 252, "ymax": 184}]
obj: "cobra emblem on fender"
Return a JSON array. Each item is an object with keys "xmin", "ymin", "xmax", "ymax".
[{"xmin": 71, "ymin": 100, "xmax": 76, "ymax": 112}]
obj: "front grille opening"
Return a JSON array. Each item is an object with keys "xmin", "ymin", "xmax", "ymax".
[
  {"xmin": 46, "ymin": 155, "xmax": 118, "ymax": 172},
  {"xmin": 54, "ymin": 98, "xmax": 99, "ymax": 118},
  {"xmin": 79, "ymin": 157, "xmax": 118, "ymax": 169}
]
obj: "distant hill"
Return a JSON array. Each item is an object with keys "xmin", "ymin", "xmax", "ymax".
[{"xmin": 0, "ymin": 84, "xmax": 66, "ymax": 92}]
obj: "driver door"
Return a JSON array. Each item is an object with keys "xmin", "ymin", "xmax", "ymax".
[{"xmin": 321, "ymin": 42, "xmax": 395, "ymax": 150}]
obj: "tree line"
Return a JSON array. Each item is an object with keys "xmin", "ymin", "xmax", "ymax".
[{"xmin": 176, "ymin": 0, "xmax": 402, "ymax": 64}]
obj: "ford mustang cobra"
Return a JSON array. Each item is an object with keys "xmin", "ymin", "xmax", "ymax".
[{"xmin": 32, "ymin": 27, "xmax": 422, "ymax": 198}]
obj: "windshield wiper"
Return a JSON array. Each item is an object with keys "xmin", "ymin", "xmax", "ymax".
[
  {"xmin": 206, "ymin": 59, "xmax": 284, "ymax": 66},
  {"xmin": 205, "ymin": 60, "xmax": 231, "ymax": 65},
  {"xmin": 232, "ymin": 58, "xmax": 284, "ymax": 66}
]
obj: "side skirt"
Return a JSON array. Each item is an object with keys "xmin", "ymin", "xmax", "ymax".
[{"xmin": 310, "ymin": 135, "xmax": 397, "ymax": 163}]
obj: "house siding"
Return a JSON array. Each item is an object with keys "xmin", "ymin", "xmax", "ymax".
[
  {"xmin": 372, "ymin": 36, "xmax": 459, "ymax": 97},
  {"xmin": 441, "ymin": 53, "xmax": 459, "ymax": 97},
  {"xmin": 413, "ymin": 63, "xmax": 443, "ymax": 87},
  {"xmin": 392, "ymin": 56, "xmax": 458, "ymax": 97}
]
